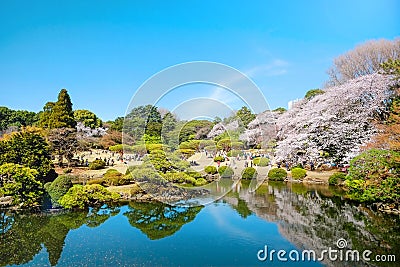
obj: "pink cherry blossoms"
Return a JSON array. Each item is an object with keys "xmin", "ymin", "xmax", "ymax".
[{"xmin": 241, "ymin": 73, "xmax": 398, "ymax": 164}]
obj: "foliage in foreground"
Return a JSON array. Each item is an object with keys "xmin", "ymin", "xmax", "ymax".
[
  {"xmin": 345, "ymin": 149, "xmax": 400, "ymax": 203},
  {"xmin": 0, "ymin": 127, "xmax": 54, "ymax": 182},
  {"xmin": 58, "ymin": 184, "xmax": 120, "ymax": 209},
  {"xmin": 0, "ymin": 163, "xmax": 43, "ymax": 207}
]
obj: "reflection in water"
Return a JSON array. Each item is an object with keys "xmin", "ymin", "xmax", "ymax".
[
  {"xmin": 1, "ymin": 181, "xmax": 399, "ymax": 266},
  {"xmin": 123, "ymin": 202, "xmax": 203, "ymax": 240},
  {"xmin": 0, "ymin": 206, "xmax": 119, "ymax": 266},
  {"xmin": 224, "ymin": 180, "xmax": 400, "ymax": 267}
]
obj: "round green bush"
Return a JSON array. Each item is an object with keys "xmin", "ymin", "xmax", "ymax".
[
  {"xmin": 204, "ymin": 165, "xmax": 218, "ymax": 174},
  {"xmin": 213, "ymin": 156, "xmax": 225, "ymax": 162},
  {"xmin": 195, "ymin": 178, "xmax": 208, "ymax": 186},
  {"xmin": 89, "ymin": 159, "xmax": 106, "ymax": 170},
  {"xmin": 184, "ymin": 176, "xmax": 197, "ymax": 185},
  {"xmin": 185, "ymin": 171, "xmax": 203, "ymax": 179},
  {"xmin": 291, "ymin": 167, "xmax": 307, "ymax": 179},
  {"xmin": 242, "ymin": 167, "xmax": 257, "ymax": 179},
  {"xmin": 102, "ymin": 169, "xmax": 129, "ymax": 186},
  {"xmin": 267, "ymin": 168, "xmax": 287, "ymax": 181},
  {"xmin": 253, "ymin": 157, "xmax": 269, "ymax": 167},
  {"xmin": 45, "ymin": 175, "xmax": 73, "ymax": 204},
  {"xmin": 328, "ymin": 172, "xmax": 346, "ymax": 185},
  {"xmin": 218, "ymin": 166, "xmax": 234, "ymax": 178}
]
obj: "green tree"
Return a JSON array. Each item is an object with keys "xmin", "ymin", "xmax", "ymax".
[
  {"xmin": 0, "ymin": 107, "xmax": 38, "ymax": 131},
  {"xmin": 0, "ymin": 163, "xmax": 43, "ymax": 207},
  {"xmin": 0, "ymin": 127, "xmax": 54, "ymax": 182},
  {"xmin": 236, "ymin": 106, "xmax": 256, "ymax": 128},
  {"xmin": 345, "ymin": 149, "xmax": 400, "ymax": 203},
  {"xmin": 108, "ymin": 117, "xmax": 124, "ymax": 132},
  {"xmin": 39, "ymin": 89, "xmax": 76, "ymax": 129},
  {"xmin": 161, "ymin": 112, "xmax": 177, "ymax": 132},
  {"xmin": 178, "ymin": 120, "xmax": 214, "ymax": 143},
  {"xmin": 74, "ymin": 109, "xmax": 102, "ymax": 128},
  {"xmin": 305, "ymin": 89, "xmax": 324, "ymax": 99},
  {"xmin": 272, "ymin": 107, "xmax": 287, "ymax": 113},
  {"xmin": 124, "ymin": 202, "xmax": 203, "ymax": 240},
  {"xmin": 58, "ymin": 184, "xmax": 120, "ymax": 209},
  {"xmin": 380, "ymin": 58, "xmax": 400, "ymax": 78}
]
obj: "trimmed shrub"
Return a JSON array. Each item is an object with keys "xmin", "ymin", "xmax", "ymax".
[
  {"xmin": 163, "ymin": 172, "xmax": 191, "ymax": 183},
  {"xmin": 268, "ymin": 168, "xmax": 287, "ymax": 181},
  {"xmin": 45, "ymin": 175, "xmax": 73, "ymax": 204},
  {"xmin": 58, "ymin": 184, "xmax": 120, "ymax": 209},
  {"xmin": 184, "ymin": 176, "xmax": 197, "ymax": 185},
  {"xmin": 102, "ymin": 169, "xmax": 129, "ymax": 186},
  {"xmin": 213, "ymin": 156, "xmax": 225, "ymax": 162},
  {"xmin": 195, "ymin": 178, "xmax": 208, "ymax": 186},
  {"xmin": 186, "ymin": 171, "xmax": 203, "ymax": 179},
  {"xmin": 242, "ymin": 167, "xmax": 257, "ymax": 179},
  {"xmin": 204, "ymin": 165, "xmax": 218, "ymax": 174},
  {"xmin": 328, "ymin": 172, "xmax": 346, "ymax": 185},
  {"xmin": 291, "ymin": 168, "xmax": 307, "ymax": 179},
  {"xmin": 253, "ymin": 157, "xmax": 269, "ymax": 167},
  {"xmin": 176, "ymin": 148, "xmax": 196, "ymax": 158},
  {"xmin": 218, "ymin": 166, "xmax": 234, "ymax": 178},
  {"xmin": 89, "ymin": 159, "xmax": 106, "ymax": 170},
  {"xmin": 109, "ymin": 144, "xmax": 132, "ymax": 153},
  {"xmin": 146, "ymin": 143, "xmax": 169, "ymax": 152}
]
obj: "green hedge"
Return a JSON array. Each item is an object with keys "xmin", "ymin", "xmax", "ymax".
[
  {"xmin": 291, "ymin": 168, "xmax": 307, "ymax": 179},
  {"xmin": 218, "ymin": 166, "xmax": 234, "ymax": 178},
  {"xmin": 195, "ymin": 178, "xmax": 208, "ymax": 186},
  {"xmin": 213, "ymin": 156, "xmax": 225, "ymax": 162},
  {"xmin": 89, "ymin": 159, "xmax": 106, "ymax": 170},
  {"xmin": 267, "ymin": 168, "xmax": 287, "ymax": 181},
  {"xmin": 204, "ymin": 165, "xmax": 217, "ymax": 174},
  {"xmin": 242, "ymin": 167, "xmax": 257, "ymax": 179},
  {"xmin": 102, "ymin": 169, "xmax": 130, "ymax": 186},
  {"xmin": 253, "ymin": 157, "xmax": 269, "ymax": 166}
]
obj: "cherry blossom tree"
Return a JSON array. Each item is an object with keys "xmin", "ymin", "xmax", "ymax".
[{"xmin": 241, "ymin": 73, "xmax": 398, "ymax": 165}]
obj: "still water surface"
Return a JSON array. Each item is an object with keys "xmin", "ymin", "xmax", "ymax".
[{"xmin": 1, "ymin": 181, "xmax": 399, "ymax": 267}]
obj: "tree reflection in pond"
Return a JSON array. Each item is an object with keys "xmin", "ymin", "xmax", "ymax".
[
  {"xmin": 0, "ymin": 206, "xmax": 119, "ymax": 267},
  {"xmin": 123, "ymin": 201, "xmax": 203, "ymax": 240},
  {"xmin": 226, "ymin": 181, "xmax": 400, "ymax": 267}
]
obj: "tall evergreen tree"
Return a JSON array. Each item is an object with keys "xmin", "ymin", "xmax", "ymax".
[
  {"xmin": 39, "ymin": 89, "xmax": 76, "ymax": 129},
  {"xmin": 51, "ymin": 89, "xmax": 76, "ymax": 128}
]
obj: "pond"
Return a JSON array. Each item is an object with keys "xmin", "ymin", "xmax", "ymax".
[{"xmin": 1, "ymin": 181, "xmax": 399, "ymax": 267}]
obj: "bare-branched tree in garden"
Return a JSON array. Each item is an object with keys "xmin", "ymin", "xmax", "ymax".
[{"xmin": 326, "ymin": 38, "xmax": 400, "ymax": 87}]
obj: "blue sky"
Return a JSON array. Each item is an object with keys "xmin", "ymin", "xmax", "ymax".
[{"xmin": 0, "ymin": 0, "xmax": 399, "ymax": 121}]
